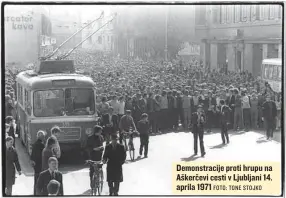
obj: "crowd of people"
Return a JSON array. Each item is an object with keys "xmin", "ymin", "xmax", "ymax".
[
  {"xmin": 4, "ymin": 49, "xmax": 282, "ymax": 196},
  {"xmin": 63, "ymin": 50, "xmax": 281, "ymax": 135}
]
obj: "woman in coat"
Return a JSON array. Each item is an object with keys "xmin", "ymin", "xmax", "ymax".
[
  {"xmin": 5, "ymin": 136, "xmax": 21, "ymax": 195},
  {"xmin": 41, "ymin": 137, "xmax": 57, "ymax": 171}
]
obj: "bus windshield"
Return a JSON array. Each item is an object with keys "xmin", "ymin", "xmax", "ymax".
[{"xmin": 34, "ymin": 88, "xmax": 95, "ymax": 117}]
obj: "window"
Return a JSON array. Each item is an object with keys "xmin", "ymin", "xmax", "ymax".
[
  {"xmin": 255, "ymin": 5, "xmax": 260, "ymax": 20},
  {"xmin": 269, "ymin": 5, "xmax": 276, "ymax": 19},
  {"xmin": 260, "ymin": 5, "xmax": 270, "ymax": 20},
  {"xmin": 18, "ymin": 84, "xmax": 23, "ymax": 105},
  {"xmin": 226, "ymin": 5, "xmax": 233, "ymax": 23},
  {"xmin": 64, "ymin": 88, "xmax": 95, "ymax": 116},
  {"xmin": 278, "ymin": 5, "xmax": 282, "ymax": 19},
  {"xmin": 88, "ymin": 36, "xmax": 92, "ymax": 44},
  {"xmin": 272, "ymin": 66, "xmax": 278, "ymax": 80},
  {"xmin": 277, "ymin": 66, "xmax": 281, "ymax": 80},
  {"xmin": 240, "ymin": 5, "xmax": 248, "ymax": 22},
  {"xmin": 33, "ymin": 88, "xmax": 95, "ymax": 117},
  {"xmin": 25, "ymin": 89, "xmax": 31, "ymax": 115},
  {"xmin": 264, "ymin": 64, "xmax": 269, "ymax": 79},
  {"xmin": 212, "ymin": 6, "xmax": 220, "ymax": 24},
  {"xmin": 221, "ymin": 5, "xmax": 227, "ymax": 23},
  {"xmin": 98, "ymin": 36, "xmax": 102, "ymax": 44},
  {"xmin": 34, "ymin": 89, "xmax": 64, "ymax": 117},
  {"xmin": 234, "ymin": 5, "xmax": 241, "ymax": 23},
  {"xmin": 251, "ymin": 5, "xmax": 258, "ymax": 21},
  {"xmin": 268, "ymin": 65, "xmax": 273, "ymax": 79}
]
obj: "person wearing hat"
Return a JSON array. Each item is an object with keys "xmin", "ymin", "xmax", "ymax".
[
  {"xmin": 191, "ymin": 105, "xmax": 206, "ymax": 157},
  {"xmin": 262, "ymin": 95, "xmax": 277, "ymax": 140},
  {"xmin": 102, "ymin": 134, "xmax": 126, "ymax": 196}
]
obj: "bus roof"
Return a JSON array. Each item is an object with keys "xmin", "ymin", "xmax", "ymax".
[
  {"xmin": 16, "ymin": 70, "xmax": 95, "ymax": 90},
  {"xmin": 262, "ymin": 58, "xmax": 282, "ymax": 65}
]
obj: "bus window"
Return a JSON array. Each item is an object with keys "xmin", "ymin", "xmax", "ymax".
[
  {"xmin": 268, "ymin": 65, "xmax": 273, "ymax": 79},
  {"xmin": 34, "ymin": 90, "xmax": 64, "ymax": 117},
  {"xmin": 277, "ymin": 66, "xmax": 281, "ymax": 80},
  {"xmin": 18, "ymin": 84, "xmax": 23, "ymax": 105},
  {"xmin": 272, "ymin": 65, "xmax": 278, "ymax": 80},
  {"xmin": 65, "ymin": 88, "xmax": 95, "ymax": 116},
  {"xmin": 25, "ymin": 89, "xmax": 32, "ymax": 115}
]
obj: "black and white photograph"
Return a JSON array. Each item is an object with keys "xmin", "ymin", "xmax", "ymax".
[{"xmin": 2, "ymin": 2, "xmax": 283, "ymax": 196}]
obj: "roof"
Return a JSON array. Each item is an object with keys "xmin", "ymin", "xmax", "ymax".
[
  {"xmin": 16, "ymin": 70, "xmax": 95, "ymax": 90},
  {"xmin": 262, "ymin": 58, "xmax": 282, "ymax": 65}
]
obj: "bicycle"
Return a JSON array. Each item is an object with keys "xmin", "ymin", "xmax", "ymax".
[
  {"xmin": 122, "ymin": 130, "xmax": 139, "ymax": 161},
  {"xmin": 85, "ymin": 160, "xmax": 104, "ymax": 196}
]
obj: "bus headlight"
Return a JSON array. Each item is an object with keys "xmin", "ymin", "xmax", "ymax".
[{"xmin": 85, "ymin": 128, "xmax": 93, "ymax": 136}]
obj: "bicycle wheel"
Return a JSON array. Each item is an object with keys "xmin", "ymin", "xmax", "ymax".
[
  {"xmin": 124, "ymin": 138, "xmax": 128, "ymax": 151},
  {"xmin": 92, "ymin": 175, "xmax": 98, "ymax": 196},
  {"xmin": 98, "ymin": 170, "xmax": 104, "ymax": 195},
  {"xmin": 128, "ymin": 142, "xmax": 135, "ymax": 161}
]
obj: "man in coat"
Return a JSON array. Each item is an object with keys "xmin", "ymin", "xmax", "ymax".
[
  {"xmin": 203, "ymin": 91, "xmax": 216, "ymax": 133},
  {"xmin": 36, "ymin": 157, "xmax": 64, "ymax": 196},
  {"xmin": 5, "ymin": 136, "xmax": 22, "ymax": 195},
  {"xmin": 191, "ymin": 105, "xmax": 206, "ymax": 157},
  {"xmin": 31, "ymin": 130, "xmax": 46, "ymax": 195},
  {"xmin": 219, "ymin": 100, "xmax": 231, "ymax": 144},
  {"xmin": 103, "ymin": 134, "xmax": 126, "ymax": 196},
  {"xmin": 262, "ymin": 95, "xmax": 277, "ymax": 140}
]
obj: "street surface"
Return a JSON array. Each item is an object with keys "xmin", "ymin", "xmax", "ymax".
[{"xmin": 13, "ymin": 130, "xmax": 281, "ymax": 195}]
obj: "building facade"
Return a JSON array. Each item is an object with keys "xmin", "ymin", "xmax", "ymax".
[
  {"xmin": 81, "ymin": 14, "xmax": 114, "ymax": 53},
  {"xmin": 113, "ymin": 5, "xmax": 196, "ymax": 60},
  {"xmin": 195, "ymin": 4, "xmax": 282, "ymax": 76},
  {"xmin": 4, "ymin": 5, "xmax": 52, "ymax": 66},
  {"xmin": 49, "ymin": 7, "xmax": 82, "ymax": 50}
]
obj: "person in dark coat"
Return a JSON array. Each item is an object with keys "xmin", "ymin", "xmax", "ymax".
[
  {"xmin": 262, "ymin": 95, "xmax": 277, "ymax": 140},
  {"xmin": 191, "ymin": 105, "xmax": 206, "ymax": 157},
  {"xmin": 5, "ymin": 136, "xmax": 21, "ymax": 196},
  {"xmin": 42, "ymin": 137, "xmax": 57, "ymax": 172},
  {"xmin": 203, "ymin": 91, "xmax": 216, "ymax": 133},
  {"xmin": 146, "ymin": 92, "xmax": 156, "ymax": 134},
  {"xmin": 36, "ymin": 157, "xmax": 64, "ymax": 196},
  {"xmin": 137, "ymin": 113, "xmax": 150, "ymax": 158},
  {"xmin": 218, "ymin": 100, "xmax": 231, "ymax": 144},
  {"xmin": 85, "ymin": 125, "xmax": 104, "ymax": 188},
  {"xmin": 228, "ymin": 89, "xmax": 236, "ymax": 129},
  {"xmin": 103, "ymin": 134, "xmax": 126, "ymax": 196},
  {"xmin": 167, "ymin": 91, "xmax": 175, "ymax": 130},
  {"xmin": 101, "ymin": 113, "xmax": 115, "ymax": 145},
  {"xmin": 5, "ymin": 116, "xmax": 15, "ymax": 147},
  {"xmin": 31, "ymin": 130, "xmax": 46, "ymax": 195}
]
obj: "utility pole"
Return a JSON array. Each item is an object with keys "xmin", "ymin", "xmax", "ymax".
[{"xmin": 164, "ymin": 6, "xmax": 168, "ymax": 62}]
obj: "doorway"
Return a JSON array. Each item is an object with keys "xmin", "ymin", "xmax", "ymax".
[{"xmin": 236, "ymin": 50, "xmax": 242, "ymax": 72}]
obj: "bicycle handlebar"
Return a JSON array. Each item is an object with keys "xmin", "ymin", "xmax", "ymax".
[{"xmin": 85, "ymin": 160, "xmax": 103, "ymax": 165}]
